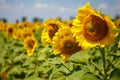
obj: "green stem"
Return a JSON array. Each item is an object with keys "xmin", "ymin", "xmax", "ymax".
[
  {"xmin": 90, "ymin": 61, "xmax": 103, "ymax": 76},
  {"xmin": 99, "ymin": 46, "xmax": 107, "ymax": 80}
]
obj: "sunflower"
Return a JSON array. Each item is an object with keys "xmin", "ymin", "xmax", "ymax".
[
  {"xmin": 118, "ymin": 41, "xmax": 120, "ymax": 48},
  {"xmin": 0, "ymin": 21, "xmax": 5, "ymax": 31},
  {"xmin": 12, "ymin": 29, "xmax": 23, "ymax": 40},
  {"xmin": 114, "ymin": 18, "xmax": 120, "ymax": 28},
  {"xmin": 5, "ymin": 24, "xmax": 15, "ymax": 36},
  {"xmin": 30, "ymin": 22, "xmax": 42, "ymax": 33},
  {"xmin": 41, "ymin": 18, "xmax": 62, "ymax": 46},
  {"xmin": 21, "ymin": 28, "xmax": 32, "ymax": 41},
  {"xmin": 72, "ymin": 2, "xmax": 116, "ymax": 48},
  {"xmin": 24, "ymin": 36, "xmax": 37, "ymax": 56},
  {"xmin": 23, "ymin": 20, "xmax": 30, "ymax": 27},
  {"xmin": 63, "ymin": 20, "xmax": 73, "ymax": 27},
  {"xmin": 52, "ymin": 26, "xmax": 81, "ymax": 60},
  {"xmin": 16, "ymin": 23, "xmax": 24, "ymax": 28}
]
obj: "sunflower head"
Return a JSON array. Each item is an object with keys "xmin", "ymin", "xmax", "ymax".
[
  {"xmin": 13, "ymin": 29, "xmax": 24, "ymax": 40},
  {"xmin": 118, "ymin": 41, "xmax": 120, "ymax": 48},
  {"xmin": 24, "ymin": 36, "xmax": 37, "ymax": 56},
  {"xmin": 47, "ymin": 23, "xmax": 59, "ymax": 39},
  {"xmin": 72, "ymin": 2, "xmax": 116, "ymax": 48},
  {"xmin": 41, "ymin": 18, "xmax": 62, "ymax": 46},
  {"xmin": 17, "ymin": 23, "xmax": 24, "ymax": 28},
  {"xmin": 23, "ymin": 20, "xmax": 30, "ymax": 27},
  {"xmin": 5, "ymin": 24, "xmax": 15, "ymax": 36},
  {"xmin": 114, "ymin": 18, "xmax": 120, "ymax": 28},
  {"xmin": 0, "ymin": 21, "xmax": 6, "ymax": 31},
  {"xmin": 63, "ymin": 20, "xmax": 73, "ymax": 27},
  {"xmin": 21, "ymin": 28, "xmax": 32, "ymax": 41},
  {"xmin": 52, "ymin": 26, "xmax": 81, "ymax": 60},
  {"xmin": 30, "ymin": 24, "xmax": 39, "ymax": 33}
]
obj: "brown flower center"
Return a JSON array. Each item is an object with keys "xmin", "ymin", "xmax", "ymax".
[
  {"xmin": 48, "ymin": 23, "xmax": 59, "ymax": 39},
  {"xmin": 32, "ymin": 28, "xmax": 36, "ymax": 33},
  {"xmin": 8, "ymin": 28, "xmax": 13, "ymax": 34},
  {"xmin": 27, "ymin": 39, "xmax": 35, "ymax": 49},
  {"xmin": 62, "ymin": 39, "xmax": 81, "ymax": 55},
  {"xmin": 83, "ymin": 15, "xmax": 108, "ymax": 41},
  {"xmin": 24, "ymin": 32, "xmax": 31, "ymax": 38},
  {"xmin": 66, "ymin": 43, "xmax": 73, "ymax": 49}
]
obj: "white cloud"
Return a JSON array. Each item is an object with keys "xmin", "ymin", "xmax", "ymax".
[
  {"xmin": 33, "ymin": 2, "xmax": 75, "ymax": 14},
  {"xmin": 59, "ymin": 7, "xmax": 65, "ymax": 12},
  {"xmin": 97, "ymin": 3, "xmax": 107, "ymax": 10},
  {"xmin": 34, "ymin": 3, "xmax": 48, "ymax": 9},
  {"xmin": 59, "ymin": 6, "xmax": 75, "ymax": 13}
]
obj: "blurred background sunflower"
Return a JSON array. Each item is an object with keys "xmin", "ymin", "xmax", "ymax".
[
  {"xmin": 41, "ymin": 18, "xmax": 62, "ymax": 46},
  {"xmin": 24, "ymin": 36, "xmax": 37, "ymax": 56}
]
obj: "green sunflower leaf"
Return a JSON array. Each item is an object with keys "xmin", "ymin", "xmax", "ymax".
[
  {"xmin": 67, "ymin": 71, "xmax": 99, "ymax": 80},
  {"xmin": 69, "ymin": 51, "xmax": 90, "ymax": 64},
  {"xmin": 110, "ymin": 68, "xmax": 120, "ymax": 80}
]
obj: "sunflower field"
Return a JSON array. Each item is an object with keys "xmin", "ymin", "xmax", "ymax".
[{"xmin": 0, "ymin": 2, "xmax": 120, "ymax": 80}]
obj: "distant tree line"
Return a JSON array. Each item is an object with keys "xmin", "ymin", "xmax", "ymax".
[{"xmin": 0, "ymin": 14, "xmax": 120, "ymax": 23}]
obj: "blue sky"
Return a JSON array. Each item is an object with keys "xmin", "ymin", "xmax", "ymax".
[{"xmin": 0, "ymin": 0, "xmax": 120, "ymax": 23}]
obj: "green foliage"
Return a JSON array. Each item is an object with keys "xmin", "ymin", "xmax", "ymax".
[
  {"xmin": 110, "ymin": 68, "xmax": 120, "ymax": 80},
  {"xmin": 0, "ymin": 30, "xmax": 120, "ymax": 80}
]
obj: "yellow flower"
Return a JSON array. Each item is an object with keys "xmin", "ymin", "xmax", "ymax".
[
  {"xmin": 30, "ymin": 25, "xmax": 37, "ymax": 33},
  {"xmin": 24, "ymin": 36, "xmax": 37, "ymax": 56},
  {"xmin": 41, "ymin": 18, "xmax": 62, "ymax": 46},
  {"xmin": 72, "ymin": 2, "xmax": 116, "ymax": 48},
  {"xmin": 52, "ymin": 26, "xmax": 81, "ymax": 60},
  {"xmin": 23, "ymin": 20, "xmax": 30, "ymax": 27},
  {"xmin": 21, "ymin": 28, "xmax": 32, "ymax": 41},
  {"xmin": 30, "ymin": 23, "xmax": 43, "ymax": 33},
  {"xmin": 0, "ymin": 21, "xmax": 6, "ymax": 31},
  {"xmin": 5, "ymin": 24, "xmax": 15, "ymax": 36},
  {"xmin": 16, "ymin": 23, "xmax": 24, "ymax": 28},
  {"xmin": 63, "ymin": 20, "xmax": 73, "ymax": 27},
  {"xmin": 114, "ymin": 18, "xmax": 120, "ymax": 28},
  {"xmin": 34, "ymin": 21, "xmax": 43, "ymax": 28},
  {"xmin": 118, "ymin": 41, "xmax": 120, "ymax": 48},
  {"xmin": 12, "ymin": 29, "xmax": 22, "ymax": 40}
]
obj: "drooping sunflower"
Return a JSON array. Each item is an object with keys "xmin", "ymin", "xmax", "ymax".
[
  {"xmin": 41, "ymin": 18, "xmax": 62, "ymax": 46},
  {"xmin": 52, "ymin": 26, "xmax": 81, "ymax": 60},
  {"xmin": 24, "ymin": 36, "xmax": 37, "ymax": 56},
  {"xmin": 72, "ymin": 2, "xmax": 116, "ymax": 48}
]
